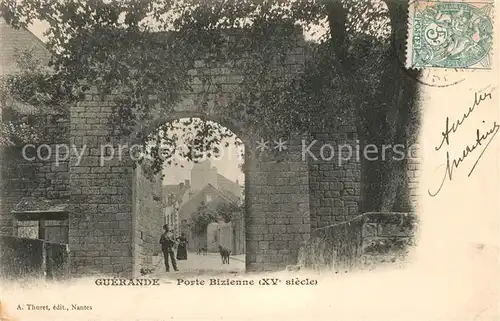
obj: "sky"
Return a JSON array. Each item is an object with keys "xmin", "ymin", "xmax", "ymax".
[
  {"xmin": 28, "ymin": 20, "xmax": 49, "ymax": 42},
  {"xmin": 161, "ymin": 141, "xmax": 245, "ymax": 187},
  {"xmin": 159, "ymin": 119, "xmax": 245, "ymax": 186},
  {"xmin": 26, "ymin": 8, "xmax": 328, "ymax": 43}
]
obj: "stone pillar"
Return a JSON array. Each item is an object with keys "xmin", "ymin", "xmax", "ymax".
[
  {"xmin": 307, "ymin": 125, "xmax": 361, "ymax": 229},
  {"xmin": 69, "ymin": 93, "xmax": 134, "ymax": 277},
  {"xmin": 133, "ymin": 166, "xmax": 164, "ymax": 276},
  {"xmin": 245, "ymin": 139, "xmax": 310, "ymax": 271}
]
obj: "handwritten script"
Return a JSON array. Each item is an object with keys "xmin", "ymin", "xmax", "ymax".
[{"xmin": 429, "ymin": 87, "xmax": 498, "ymax": 197}]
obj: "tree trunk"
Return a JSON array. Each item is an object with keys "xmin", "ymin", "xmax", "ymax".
[
  {"xmin": 327, "ymin": 0, "xmax": 420, "ymax": 212},
  {"xmin": 326, "ymin": 0, "xmax": 348, "ymax": 62},
  {"xmin": 378, "ymin": 0, "xmax": 419, "ymax": 212}
]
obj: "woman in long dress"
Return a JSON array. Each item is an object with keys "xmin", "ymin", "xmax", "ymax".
[{"xmin": 176, "ymin": 233, "xmax": 188, "ymax": 260}]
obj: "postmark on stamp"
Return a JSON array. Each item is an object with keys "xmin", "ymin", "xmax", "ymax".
[{"xmin": 406, "ymin": 0, "xmax": 494, "ymax": 70}]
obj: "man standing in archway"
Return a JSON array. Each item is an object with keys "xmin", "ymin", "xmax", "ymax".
[{"xmin": 159, "ymin": 225, "xmax": 178, "ymax": 272}]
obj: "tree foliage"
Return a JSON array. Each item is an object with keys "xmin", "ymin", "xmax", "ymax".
[
  {"xmin": 190, "ymin": 201, "xmax": 218, "ymax": 236},
  {"xmin": 217, "ymin": 198, "xmax": 244, "ymax": 223},
  {"xmin": 0, "ymin": 49, "xmax": 75, "ymax": 147},
  {"xmin": 1, "ymin": 0, "xmax": 421, "ymax": 212},
  {"xmin": 145, "ymin": 117, "xmax": 245, "ymax": 176}
]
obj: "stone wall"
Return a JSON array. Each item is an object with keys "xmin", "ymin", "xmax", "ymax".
[
  {"xmin": 232, "ymin": 215, "xmax": 245, "ymax": 255},
  {"xmin": 307, "ymin": 125, "xmax": 361, "ymax": 229},
  {"xmin": 245, "ymin": 139, "xmax": 310, "ymax": 271},
  {"xmin": 0, "ymin": 235, "xmax": 45, "ymax": 279},
  {"xmin": 0, "ymin": 22, "xmax": 426, "ymax": 277},
  {"xmin": 361, "ymin": 212, "xmax": 417, "ymax": 268},
  {"xmin": 69, "ymin": 92, "xmax": 135, "ymax": 276},
  {"xmin": 0, "ymin": 235, "xmax": 70, "ymax": 280},
  {"xmin": 206, "ymin": 219, "xmax": 245, "ymax": 255},
  {"xmin": 298, "ymin": 212, "xmax": 417, "ymax": 272},
  {"xmin": 207, "ymin": 222, "xmax": 232, "ymax": 252},
  {"xmin": 133, "ymin": 166, "xmax": 164, "ymax": 275},
  {"xmin": 206, "ymin": 222, "xmax": 220, "ymax": 252},
  {"xmin": 0, "ymin": 113, "xmax": 70, "ymax": 236}
]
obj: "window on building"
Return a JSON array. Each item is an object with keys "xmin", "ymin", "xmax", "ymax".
[
  {"xmin": 15, "ymin": 218, "xmax": 69, "ymax": 244},
  {"xmin": 11, "ymin": 198, "xmax": 70, "ymax": 244},
  {"xmin": 44, "ymin": 219, "xmax": 69, "ymax": 244},
  {"xmin": 16, "ymin": 220, "xmax": 39, "ymax": 239}
]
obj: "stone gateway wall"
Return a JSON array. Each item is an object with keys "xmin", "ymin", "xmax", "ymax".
[
  {"xmin": 245, "ymin": 139, "xmax": 311, "ymax": 271},
  {"xmin": 69, "ymin": 93, "xmax": 135, "ymax": 276},
  {"xmin": 0, "ymin": 20, "xmax": 69, "ymax": 238},
  {"xmin": 133, "ymin": 165, "xmax": 164, "ymax": 275},
  {"xmin": 307, "ymin": 126, "xmax": 361, "ymax": 229},
  {"xmin": 0, "ymin": 26, "xmax": 423, "ymax": 277},
  {"xmin": 0, "ymin": 91, "xmax": 419, "ymax": 277},
  {"xmin": 66, "ymin": 92, "xmax": 315, "ymax": 276}
]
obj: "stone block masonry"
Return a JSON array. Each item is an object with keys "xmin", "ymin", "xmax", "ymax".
[
  {"xmin": 0, "ymin": 113, "xmax": 70, "ymax": 236},
  {"xmin": 69, "ymin": 93, "xmax": 135, "ymax": 276},
  {"xmin": 308, "ymin": 126, "xmax": 361, "ymax": 229},
  {"xmin": 0, "ymin": 20, "xmax": 67, "ymax": 236},
  {"xmin": 361, "ymin": 212, "xmax": 417, "ymax": 267},
  {"xmin": 245, "ymin": 139, "xmax": 310, "ymax": 271},
  {"xmin": 66, "ymin": 95, "xmax": 315, "ymax": 276},
  {"xmin": 0, "ymin": 24, "xmax": 423, "ymax": 276},
  {"xmin": 63, "ymin": 29, "xmax": 311, "ymax": 276},
  {"xmin": 133, "ymin": 165, "xmax": 164, "ymax": 276}
]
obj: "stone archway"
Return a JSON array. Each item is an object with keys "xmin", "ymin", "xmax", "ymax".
[
  {"xmin": 64, "ymin": 24, "xmax": 349, "ymax": 276},
  {"xmin": 131, "ymin": 113, "xmax": 249, "ymax": 275},
  {"xmin": 69, "ymin": 93, "xmax": 312, "ymax": 277}
]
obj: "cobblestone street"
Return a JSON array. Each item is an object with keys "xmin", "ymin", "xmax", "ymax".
[{"xmin": 152, "ymin": 252, "xmax": 245, "ymax": 279}]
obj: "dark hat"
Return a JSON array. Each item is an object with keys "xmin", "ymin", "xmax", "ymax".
[{"xmin": 163, "ymin": 224, "xmax": 169, "ymax": 230}]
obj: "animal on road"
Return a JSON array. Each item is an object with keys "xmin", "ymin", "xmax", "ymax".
[
  {"xmin": 197, "ymin": 245, "xmax": 208, "ymax": 255},
  {"xmin": 218, "ymin": 245, "xmax": 231, "ymax": 264}
]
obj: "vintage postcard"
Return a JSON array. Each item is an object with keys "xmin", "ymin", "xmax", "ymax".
[{"xmin": 0, "ymin": 0, "xmax": 498, "ymax": 320}]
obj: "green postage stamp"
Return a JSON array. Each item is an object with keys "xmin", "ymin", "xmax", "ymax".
[{"xmin": 406, "ymin": 0, "xmax": 494, "ymax": 69}]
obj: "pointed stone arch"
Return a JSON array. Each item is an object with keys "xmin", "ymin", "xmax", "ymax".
[{"xmin": 69, "ymin": 86, "xmax": 312, "ymax": 276}]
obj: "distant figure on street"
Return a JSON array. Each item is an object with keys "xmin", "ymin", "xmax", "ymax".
[
  {"xmin": 176, "ymin": 232, "xmax": 188, "ymax": 261},
  {"xmin": 159, "ymin": 225, "xmax": 178, "ymax": 272}
]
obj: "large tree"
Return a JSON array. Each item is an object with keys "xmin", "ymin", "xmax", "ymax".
[
  {"xmin": 1, "ymin": 0, "xmax": 420, "ymax": 212},
  {"xmin": 217, "ymin": 198, "xmax": 244, "ymax": 223},
  {"xmin": 190, "ymin": 201, "xmax": 218, "ymax": 236}
]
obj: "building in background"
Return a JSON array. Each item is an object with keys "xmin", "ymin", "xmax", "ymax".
[
  {"xmin": 181, "ymin": 160, "xmax": 244, "ymax": 253},
  {"xmin": 162, "ymin": 180, "xmax": 190, "ymax": 237},
  {"xmin": 163, "ymin": 159, "xmax": 244, "ymax": 252},
  {"xmin": 189, "ymin": 160, "xmax": 243, "ymax": 198},
  {"xmin": 0, "ymin": 17, "xmax": 50, "ymax": 76}
]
